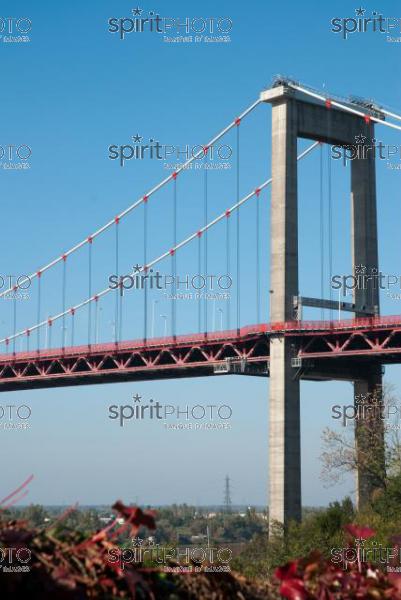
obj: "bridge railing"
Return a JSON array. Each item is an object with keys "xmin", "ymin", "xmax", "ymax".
[
  {"xmin": 1, "ymin": 317, "xmax": 401, "ymax": 363},
  {"xmin": 271, "ymin": 315, "xmax": 401, "ymax": 332},
  {"xmin": 0, "ymin": 324, "xmax": 269, "ymax": 362}
]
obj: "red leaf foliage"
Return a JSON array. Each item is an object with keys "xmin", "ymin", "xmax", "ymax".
[{"xmin": 344, "ymin": 524, "xmax": 376, "ymax": 540}]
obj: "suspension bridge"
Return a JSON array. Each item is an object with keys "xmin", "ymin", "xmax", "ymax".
[{"xmin": 3, "ymin": 78, "xmax": 401, "ymax": 528}]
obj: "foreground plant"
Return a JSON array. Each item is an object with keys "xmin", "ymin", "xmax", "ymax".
[
  {"xmin": 275, "ymin": 524, "xmax": 401, "ymax": 600},
  {"xmin": 0, "ymin": 500, "xmax": 269, "ymax": 599}
]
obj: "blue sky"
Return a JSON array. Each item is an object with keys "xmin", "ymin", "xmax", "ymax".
[{"xmin": 1, "ymin": 0, "xmax": 401, "ymax": 508}]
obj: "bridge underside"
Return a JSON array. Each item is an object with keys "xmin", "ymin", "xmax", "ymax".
[{"xmin": 0, "ymin": 321, "xmax": 400, "ymax": 391}]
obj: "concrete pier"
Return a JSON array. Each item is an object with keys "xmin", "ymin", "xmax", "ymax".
[{"xmin": 262, "ymin": 84, "xmax": 384, "ymax": 529}]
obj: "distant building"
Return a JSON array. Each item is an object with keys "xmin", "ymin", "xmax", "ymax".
[{"xmin": 190, "ymin": 534, "xmax": 207, "ymax": 543}]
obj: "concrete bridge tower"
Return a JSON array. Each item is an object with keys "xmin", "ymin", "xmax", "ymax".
[{"xmin": 261, "ymin": 82, "xmax": 385, "ymax": 529}]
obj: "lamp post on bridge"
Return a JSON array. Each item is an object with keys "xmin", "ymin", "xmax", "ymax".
[
  {"xmin": 108, "ymin": 320, "xmax": 116, "ymax": 343},
  {"xmin": 60, "ymin": 325, "xmax": 67, "ymax": 348},
  {"xmin": 45, "ymin": 317, "xmax": 50, "ymax": 349},
  {"xmin": 95, "ymin": 304, "xmax": 102, "ymax": 344},
  {"xmin": 160, "ymin": 314, "xmax": 168, "ymax": 338},
  {"xmin": 151, "ymin": 300, "xmax": 158, "ymax": 338},
  {"xmin": 217, "ymin": 308, "xmax": 223, "ymax": 331}
]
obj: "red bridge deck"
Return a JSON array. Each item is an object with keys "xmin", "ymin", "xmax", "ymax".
[{"xmin": 1, "ymin": 316, "xmax": 401, "ymax": 391}]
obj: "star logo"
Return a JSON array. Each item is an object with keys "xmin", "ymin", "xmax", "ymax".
[
  {"xmin": 355, "ymin": 264, "xmax": 367, "ymax": 274},
  {"xmin": 132, "ymin": 134, "xmax": 142, "ymax": 143},
  {"xmin": 355, "ymin": 537, "xmax": 366, "ymax": 547},
  {"xmin": 133, "ymin": 264, "xmax": 142, "ymax": 273},
  {"xmin": 355, "ymin": 7, "xmax": 366, "ymax": 17},
  {"xmin": 132, "ymin": 7, "xmax": 143, "ymax": 16},
  {"xmin": 355, "ymin": 134, "xmax": 366, "ymax": 144},
  {"xmin": 131, "ymin": 537, "xmax": 144, "ymax": 547},
  {"xmin": 355, "ymin": 394, "xmax": 367, "ymax": 405},
  {"xmin": 133, "ymin": 393, "xmax": 142, "ymax": 402}
]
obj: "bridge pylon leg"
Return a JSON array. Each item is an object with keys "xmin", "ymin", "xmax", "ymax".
[
  {"xmin": 269, "ymin": 337, "xmax": 301, "ymax": 530},
  {"xmin": 354, "ymin": 369, "xmax": 385, "ymax": 509},
  {"xmin": 351, "ymin": 124, "xmax": 385, "ymax": 507},
  {"xmin": 268, "ymin": 97, "xmax": 301, "ymax": 531}
]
